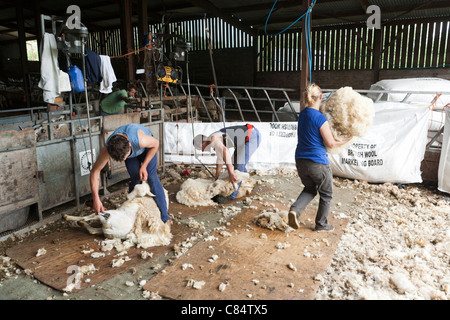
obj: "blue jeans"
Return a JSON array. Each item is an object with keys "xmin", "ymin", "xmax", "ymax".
[
  {"xmin": 125, "ymin": 149, "xmax": 170, "ymax": 222},
  {"xmin": 229, "ymin": 127, "xmax": 261, "ymax": 199}
]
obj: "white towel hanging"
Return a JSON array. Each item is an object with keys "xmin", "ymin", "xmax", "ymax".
[
  {"xmin": 38, "ymin": 33, "xmax": 60, "ymax": 103},
  {"xmin": 99, "ymin": 55, "xmax": 117, "ymax": 94}
]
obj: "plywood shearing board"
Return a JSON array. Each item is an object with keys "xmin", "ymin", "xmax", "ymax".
[
  {"xmin": 6, "ymin": 222, "xmax": 192, "ymax": 293},
  {"xmin": 144, "ymin": 200, "xmax": 349, "ymax": 300}
]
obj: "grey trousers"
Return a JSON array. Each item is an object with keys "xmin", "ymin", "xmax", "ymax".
[{"xmin": 290, "ymin": 158, "xmax": 333, "ymax": 228}]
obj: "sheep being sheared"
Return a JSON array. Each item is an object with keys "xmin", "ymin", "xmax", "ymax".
[
  {"xmin": 320, "ymin": 86, "xmax": 375, "ymax": 154},
  {"xmin": 176, "ymin": 170, "xmax": 256, "ymax": 206},
  {"xmin": 64, "ymin": 182, "xmax": 172, "ymax": 248}
]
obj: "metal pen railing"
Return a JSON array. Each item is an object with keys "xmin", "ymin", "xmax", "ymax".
[
  {"xmin": 168, "ymin": 83, "xmax": 449, "ymax": 154},
  {"xmin": 176, "ymin": 83, "xmax": 298, "ymax": 123}
]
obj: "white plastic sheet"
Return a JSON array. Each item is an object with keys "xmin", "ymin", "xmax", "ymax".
[{"xmin": 438, "ymin": 108, "xmax": 450, "ymax": 194}]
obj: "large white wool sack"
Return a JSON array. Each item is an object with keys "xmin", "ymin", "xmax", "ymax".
[
  {"xmin": 176, "ymin": 170, "xmax": 255, "ymax": 206},
  {"xmin": 437, "ymin": 108, "xmax": 450, "ymax": 194},
  {"xmin": 367, "ymin": 78, "xmax": 450, "ymax": 107},
  {"xmin": 320, "ymin": 86, "xmax": 375, "ymax": 154},
  {"xmin": 329, "ymin": 102, "xmax": 430, "ymax": 184}
]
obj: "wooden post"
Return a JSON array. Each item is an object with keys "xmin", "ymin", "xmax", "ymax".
[
  {"xmin": 137, "ymin": 0, "xmax": 157, "ymax": 96},
  {"xmin": 300, "ymin": 0, "xmax": 311, "ymax": 109},
  {"xmin": 34, "ymin": 0, "xmax": 42, "ymax": 61},
  {"xmin": 372, "ymin": 28, "xmax": 382, "ymax": 83},
  {"xmin": 137, "ymin": 0, "xmax": 148, "ymax": 66},
  {"xmin": 138, "ymin": 0, "xmax": 148, "ymax": 50},
  {"xmin": 99, "ymin": 31, "xmax": 106, "ymax": 55},
  {"xmin": 16, "ymin": 0, "xmax": 31, "ymax": 108},
  {"xmin": 120, "ymin": 0, "xmax": 135, "ymax": 83}
]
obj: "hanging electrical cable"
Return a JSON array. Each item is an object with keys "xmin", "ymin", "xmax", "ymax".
[
  {"xmin": 265, "ymin": 0, "xmax": 316, "ymax": 37},
  {"xmin": 265, "ymin": 1, "xmax": 317, "ymax": 83},
  {"xmin": 305, "ymin": 1, "xmax": 317, "ymax": 84}
]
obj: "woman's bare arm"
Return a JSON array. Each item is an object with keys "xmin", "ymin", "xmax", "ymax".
[{"xmin": 320, "ymin": 121, "xmax": 351, "ymax": 149}]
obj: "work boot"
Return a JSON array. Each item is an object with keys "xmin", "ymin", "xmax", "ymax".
[
  {"xmin": 314, "ymin": 223, "xmax": 335, "ymax": 232},
  {"xmin": 288, "ymin": 211, "xmax": 299, "ymax": 229}
]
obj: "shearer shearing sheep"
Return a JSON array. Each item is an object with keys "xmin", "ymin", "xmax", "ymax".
[
  {"xmin": 90, "ymin": 123, "xmax": 170, "ymax": 226},
  {"xmin": 288, "ymin": 83, "xmax": 359, "ymax": 232},
  {"xmin": 193, "ymin": 123, "xmax": 261, "ymax": 203},
  {"xmin": 64, "ymin": 181, "xmax": 172, "ymax": 248}
]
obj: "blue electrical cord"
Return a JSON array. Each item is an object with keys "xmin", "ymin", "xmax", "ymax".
[
  {"xmin": 265, "ymin": 0, "xmax": 317, "ymax": 83},
  {"xmin": 305, "ymin": 1, "xmax": 316, "ymax": 83}
]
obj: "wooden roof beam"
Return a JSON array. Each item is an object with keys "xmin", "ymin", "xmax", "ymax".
[
  {"xmin": 356, "ymin": 0, "xmax": 370, "ymax": 12},
  {"xmin": 223, "ymin": 0, "xmax": 345, "ymax": 14},
  {"xmin": 20, "ymin": 2, "xmax": 109, "ymax": 32},
  {"xmin": 254, "ymin": 0, "xmax": 450, "ymax": 28}
]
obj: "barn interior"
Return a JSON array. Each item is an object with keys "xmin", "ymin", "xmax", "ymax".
[{"xmin": 0, "ymin": 0, "xmax": 449, "ymax": 302}]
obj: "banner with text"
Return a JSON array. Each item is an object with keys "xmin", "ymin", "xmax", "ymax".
[
  {"xmin": 329, "ymin": 103, "xmax": 430, "ymax": 183},
  {"xmin": 164, "ymin": 122, "xmax": 298, "ymax": 170}
]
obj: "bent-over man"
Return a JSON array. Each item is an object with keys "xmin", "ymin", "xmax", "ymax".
[{"xmin": 90, "ymin": 123, "xmax": 170, "ymax": 224}]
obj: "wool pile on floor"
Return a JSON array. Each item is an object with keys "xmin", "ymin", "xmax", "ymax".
[{"xmin": 316, "ymin": 178, "xmax": 449, "ymax": 300}]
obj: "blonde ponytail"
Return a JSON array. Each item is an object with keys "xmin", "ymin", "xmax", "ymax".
[{"xmin": 304, "ymin": 83, "xmax": 322, "ymax": 107}]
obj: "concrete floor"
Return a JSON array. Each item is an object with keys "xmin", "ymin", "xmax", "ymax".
[{"xmin": 0, "ymin": 173, "xmax": 356, "ymax": 300}]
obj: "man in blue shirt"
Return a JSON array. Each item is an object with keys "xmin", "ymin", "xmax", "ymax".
[
  {"xmin": 288, "ymin": 84, "xmax": 350, "ymax": 232},
  {"xmin": 90, "ymin": 123, "xmax": 170, "ymax": 225}
]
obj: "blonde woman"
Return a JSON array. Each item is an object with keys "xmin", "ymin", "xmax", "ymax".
[{"xmin": 288, "ymin": 84, "xmax": 349, "ymax": 231}]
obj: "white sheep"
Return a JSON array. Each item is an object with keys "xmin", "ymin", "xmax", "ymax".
[
  {"xmin": 176, "ymin": 170, "xmax": 256, "ymax": 206},
  {"xmin": 64, "ymin": 181, "xmax": 172, "ymax": 248}
]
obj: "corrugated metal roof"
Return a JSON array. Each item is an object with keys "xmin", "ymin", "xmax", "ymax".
[{"xmin": 1, "ymin": 0, "xmax": 449, "ymax": 43}]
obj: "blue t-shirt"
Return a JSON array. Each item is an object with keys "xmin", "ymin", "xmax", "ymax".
[
  {"xmin": 106, "ymin": 124, "xmax": 152, "ymax": 158},
  {"xmin": 295, "ymin": 107, "xmax": 329, "ymax": 164}
]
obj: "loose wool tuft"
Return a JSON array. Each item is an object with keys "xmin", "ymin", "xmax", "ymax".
[
  {"xmin": 176, "ymin": 171, "xmax": 256, "ymax": 206},
  {"xmin": 320, "ymin": 86, "xmax": 375, "ymax": 154},
  {"xmin": 253, "ymin": 210, "xmax": 293, "ymax": 233}
]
